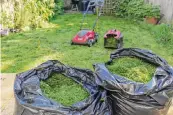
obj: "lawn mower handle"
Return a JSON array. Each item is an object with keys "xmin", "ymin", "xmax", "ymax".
[
  {"xmin": 92, "ymin": 6, "xmax": 103, "ymax": 31},
  {"xmin": 80, "ymin": 0, "xmax": 104, "ymax": 30}
]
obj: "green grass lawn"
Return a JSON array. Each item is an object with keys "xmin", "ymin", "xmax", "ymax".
[
  {"xmin": 40, "ymin": 73, "xmax": 89, "ymax": 106},
  {"xmin": 1, "ymin": 13, "xmax": 173, "ymax": 79},
  {"xmin": 2, "ymin": 13, "xmax": 173, "ymax": 105}
]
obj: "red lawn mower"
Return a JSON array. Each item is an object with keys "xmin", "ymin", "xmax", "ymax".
[{"xmin": 71, "ymin": 0, "xmax": 104, "ymax": 47}]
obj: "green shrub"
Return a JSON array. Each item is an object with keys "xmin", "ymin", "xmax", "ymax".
[
  {"xmin": 54, "ymin": 0, "xmax": 64, "ymax": 15},
  {"xmin": 114, "ymin": 0, "xmax": 160, "ymax": 20},
  {"xmin": 144, "ymin": 5, "xmax": 160, "ymax": 18},
  {"xmin": 113, "ymin": 0, "xmax": 131, "ymax": 18},
  {"xmin": 0, "ymin": 0, "xmax": 15, "ymax": 28},
  {"xmin": 13, "ymin": 0, "xmax": 55, "ymax": 29},
  {"xmin": 0, "ymin": 0, "xmax": 61, "ymax": 30},
  {"xmin": 40, "ymin": 74, "xmax": 89, "ymax": 106},
  {"xmin": 127, "ymin": 0, "xmax": 146, "ymax": 20}
]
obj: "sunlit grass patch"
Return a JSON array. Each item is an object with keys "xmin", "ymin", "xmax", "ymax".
[{"xmin": 1, "ymin": 60, "xmax": 15, "ymax": 71}]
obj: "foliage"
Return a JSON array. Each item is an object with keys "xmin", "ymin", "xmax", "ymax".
[
  {"xmin": 114, "ymin": 0, "xmax": 160, "ymax": 20},
  {"xmin": 0, "ymin": 12, "xmax": 13, "ymax": 28},
  {"xmin": 1, "ymin": 0, "xmax": 56, "ymax": 29},
  {"xmin": 14, "ymin": 0, "xmax": 55, "ymax": 29},
  {"xmin": 144, "ymin": 5, "xmax": 160, "ymax": 18},
  {"xmin": 107, "ymin": 57, "xmax": 156, "ymax": 83},
  {"xmin": 126, "ymin": 0, "xmax": 146, "ymax": 20},
  {"xmin": 113, "ymin": 0, "xmax": 131, "ymax": 18},
  {"xmin": 0, "ymin": 0, "xmax": 15, "ymax": 28},
  {"xmin": 40, "ymin": 74, "xmax": 89, "ymax": 106},
  {"xmin": 54, "ymin": 0, "xmax": 64, "ymax": 15}
]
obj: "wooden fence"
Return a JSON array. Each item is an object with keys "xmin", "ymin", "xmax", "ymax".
[{"xmin": 102, "ymin": 0, "xmax": 115, "ymax": 15}]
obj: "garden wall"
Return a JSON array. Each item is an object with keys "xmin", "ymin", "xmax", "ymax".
[{"xmin": 145, "ymin": 0, "xmax": 173, "ymax": 23}]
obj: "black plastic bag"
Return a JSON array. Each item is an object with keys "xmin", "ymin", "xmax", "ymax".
[
  {"xmin": 14, "ymin": 60, "xmax": 111, "ymax": 115},
  {"xmin": 94, "ymin": 48, "xmax": 173, "ymax": 115}
]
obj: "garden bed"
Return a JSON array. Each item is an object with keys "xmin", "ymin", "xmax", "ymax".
[{"xmin": 40, "ymin": 73, "xmax": 89, "ymax": 106}]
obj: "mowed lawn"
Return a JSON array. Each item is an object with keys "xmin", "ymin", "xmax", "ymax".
[{"xmin": 1, "ymin": 14, "xmax": 173, "ymax": 76}]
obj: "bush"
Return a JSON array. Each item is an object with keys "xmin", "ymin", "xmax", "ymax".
[
  {"xmin": 14, "ymin": 0, "xmax": 55, "ymax": 29},
  {"xmin": 0, "ymin": 0, "xmax": 63, "ymax": 30},
  {"xmin": 114, "ymin": 0, "xmax": 160, "ymax": 20},
  {"xmin": 127, "ymin": 0, "xmax": 146, "ymax": 20},
  {"xmin": 54, "ymin": 0, "xmax": 64, "ymax": 15},
  {"xmin": 104, "ymin": 38, "xmax": 118, "ymax": 48},
  {"xmin": 144, "ymin": 5, "xmax": 160, "ymax": 18}
]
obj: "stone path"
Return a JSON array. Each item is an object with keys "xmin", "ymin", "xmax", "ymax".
[
  {"xmin": 1, "ymin": 73, "xmax": 15, "ymax": 115},
  {"xmin": 1, "ymin": 73, "xmax": 173, "ymax": 115}
]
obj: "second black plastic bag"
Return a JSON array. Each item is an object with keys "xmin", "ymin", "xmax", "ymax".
[{"xmin": 94, "ymin": 48, "xmax": 173, "ymax": 115}]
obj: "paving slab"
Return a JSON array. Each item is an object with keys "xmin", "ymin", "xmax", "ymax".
[
  {"xmin": 1, "ymin": 73, "xmax": 173, "ymax": 115},
  {"xmin": 1, "ymin": 73, "xmax": 16, "ymax": 115}
]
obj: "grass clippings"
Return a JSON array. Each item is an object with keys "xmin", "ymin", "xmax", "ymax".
[
  {"xmin": 40, "ymin": 74, "xmax": 89, "ymax": 106},
  {"xmin": 104, "ymin": 37, "xmax": 118, "ymax": 48},
  {"xmin": 107, "ymin": 57, "xmax": 156, "ymax": 83}
]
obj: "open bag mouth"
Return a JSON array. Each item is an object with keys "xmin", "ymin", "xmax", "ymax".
[
  {"xmin": 14, "ymin": 60, "xmax": 110, "ymax": 115},
  {"xmin": 93, "ymin": 48, "xmax": 173, "ymax": 115},
  {"xmin": 14, "ymin": 48, "xmax": 173, "ymax": 115}
]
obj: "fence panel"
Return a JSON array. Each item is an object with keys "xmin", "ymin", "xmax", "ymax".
[{"xmin": 145, "ymin": 0, "xmax": 173, "ymax": 23}]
